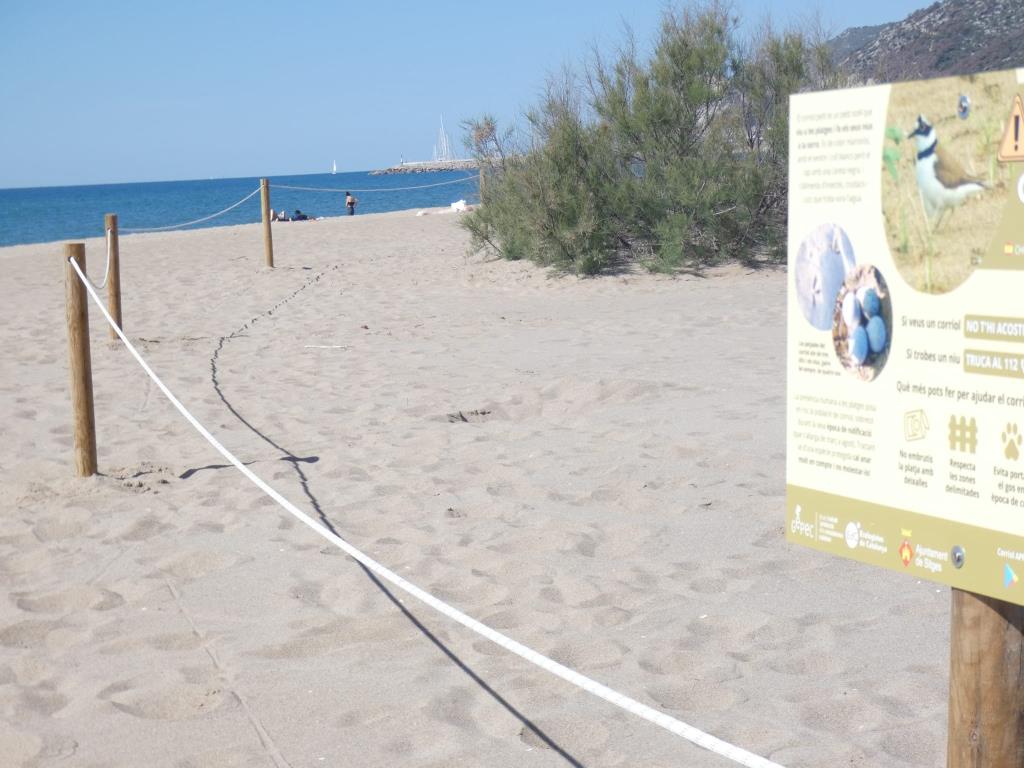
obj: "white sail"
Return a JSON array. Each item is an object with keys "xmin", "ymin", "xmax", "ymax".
[
  {"xmin": 436, "ymin": 115, "xmax": 454, "ymax": 162},
  {"xmin": 331, "ymin": 159, "xmax": 337, "ymax": 175}
]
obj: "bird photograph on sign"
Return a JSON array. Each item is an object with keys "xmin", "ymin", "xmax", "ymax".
[{"xmin": 881, "ymin": 70, "xmax": 1019, "ymax": 294}]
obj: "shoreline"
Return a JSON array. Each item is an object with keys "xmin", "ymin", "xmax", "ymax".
[{"xmin": 0, "ymin": 205, "xmax": 464, "ymax": 252}]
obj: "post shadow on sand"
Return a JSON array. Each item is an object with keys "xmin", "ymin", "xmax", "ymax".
[{"xmin": 201, "ymin": 282, "xmax": 586, "ymax": 767}]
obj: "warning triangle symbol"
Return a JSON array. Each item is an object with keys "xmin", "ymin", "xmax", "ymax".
[{"xmin": 997, "ymin": 94, "xmax": 1024, "ymax": 163}]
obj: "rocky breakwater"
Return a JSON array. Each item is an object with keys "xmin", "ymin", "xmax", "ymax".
[{"xmin": 371, "ymin": 159, "xmax": 478, "ymax": 175}]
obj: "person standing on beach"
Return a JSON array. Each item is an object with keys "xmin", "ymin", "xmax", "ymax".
[{"xmin": 345, "ymin": 191, "xmax": 357, "ymax": 216}]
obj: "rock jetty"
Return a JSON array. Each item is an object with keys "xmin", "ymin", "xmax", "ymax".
[{"xmin": 370, "ymin": 159, "xmax": 478, "ymax": 176}]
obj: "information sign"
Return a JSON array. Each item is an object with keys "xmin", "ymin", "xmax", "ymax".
[{"xmin": 787, "ymin": 68, "xmax": 1024, "ymax": 603}]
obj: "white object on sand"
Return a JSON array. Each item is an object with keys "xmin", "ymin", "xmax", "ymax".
[{"xmin": 450, "ymin": 199, "xmax": 467, "ymax": 213}]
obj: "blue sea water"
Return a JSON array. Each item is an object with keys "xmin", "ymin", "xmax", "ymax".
[{"xmin": 0, "ymin": 170, "xmax": 480, "ymax": 248}]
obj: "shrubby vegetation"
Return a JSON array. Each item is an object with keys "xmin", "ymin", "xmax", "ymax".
[{"xmin": 462, "ymin": 3, "xmax": 844, "ymax": 274}]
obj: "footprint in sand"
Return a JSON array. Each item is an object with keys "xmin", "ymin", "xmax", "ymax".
[
  {"xmin": 17, "ymin": 685, "xmax": 68, "ymax": 717},
  {"xmin": 98, "ymin": 670, "xmax": 232, "ymax": 720},
  {"xmin": 31, "ymin": 508, "xmax": 92, "ymax": 542},
  {"xmin": 15, "ymin": 585, "xmax": 124, "ymax": 614},
  {"xmin": 0, "ymin": 726, "xmax": 43, "ymax": 765},
  {"xmin": 146, "ymin": 632, "xmax": 206, "ymax": 652},
  {"xmin": 117, "ymin": 515, "xmax": 175, "ymax": 542},
  {"xmin": 646, "ymin": 681, "xmax": 745, "ymax": 713},
  {"xmin": 152, "ymin": 550, "xmax": 250, "ymax": 581},
  {"xmin": 0, "ymin": 619, "xmax": 65, "ymax": 650},
  {"xmin": 519, "ymin": 718, "xmax": 609, "ymax": 754},
  {"xmin": 547, "ymin": 639, "xmax": 627, "ymax": 670}
]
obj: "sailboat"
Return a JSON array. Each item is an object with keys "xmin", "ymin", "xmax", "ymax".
[{"xmin": 331, "ymin": 159, "xmax": 337, "ymax": 175}]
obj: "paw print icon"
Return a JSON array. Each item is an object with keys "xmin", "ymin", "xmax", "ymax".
[{"xmin": 1003, "ymin": 423, "xmax": 1022, "ymax": 461}]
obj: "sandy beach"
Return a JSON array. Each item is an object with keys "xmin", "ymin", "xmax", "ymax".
[{"xmin": 0, "ymin": 209, "xmax": 949, "ymax": 767}]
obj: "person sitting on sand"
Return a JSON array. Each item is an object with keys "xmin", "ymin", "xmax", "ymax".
[
  {"xmin": 293, "ymin": 209, "xmax": 310, "ymax": 221},
  {"xmin": 271, "ymin": 209, "xmax": 289, "ymax": 222}
]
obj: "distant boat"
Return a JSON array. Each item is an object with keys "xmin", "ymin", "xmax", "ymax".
[
  {"xmin": 433, "ymin": 115, "xmax": 455, "ymax": 163},
  {"xmin": 331, "ymin": 160, "xmax": 337, "ymax": 175}
]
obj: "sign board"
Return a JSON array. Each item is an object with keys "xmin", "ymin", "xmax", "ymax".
[{"xmin": 786, "ymin": 67, "xmax": 1024, "ymax": 603}]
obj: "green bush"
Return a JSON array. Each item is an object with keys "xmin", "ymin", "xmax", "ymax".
[{"xmin": 462, "ymin": 2, "xmax": 842, "ymax": 274}]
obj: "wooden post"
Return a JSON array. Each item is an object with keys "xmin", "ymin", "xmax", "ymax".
[
  {"xmin": 63, "ymin": 243, "xmax": 98, "ymax": 477},
  {"xmin": 948, "ymin": 588, "xmax": 1024, "ymax": 766},
  {"xmin": 104, "ymin": 213, "xmax": 122, "ymax": 340},
  {"xmin": 260, "ymin": 178, "xmax": 274, "ymax": 268},
  {"xmin": 479, "ymin": 164, "xmax": 485, "ymax": 204}
]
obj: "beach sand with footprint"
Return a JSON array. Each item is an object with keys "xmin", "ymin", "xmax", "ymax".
[{"xmin": 0, "ymin": 210, "xmax": 948, "ymax": 766}]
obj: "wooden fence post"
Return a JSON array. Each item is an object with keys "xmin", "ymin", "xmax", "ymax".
[
  {"xmin": 260, "ymin": 178, "xmax": 274, "ymax": 268},
  {"xmin": 63, "ymin": 243, "xmax": 98, "ymax": 477},
  {"xmin": 948, "ymin": 588, "xmax": 1024, "ymax": 766},
  {"xmin": 104, "ymin": 213, "xmax": 122, "ymax": 340}
]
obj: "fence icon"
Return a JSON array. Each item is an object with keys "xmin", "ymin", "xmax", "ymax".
[{"xmin": 948, "ymin": 415, "xmax": 978, "ymax": 454}]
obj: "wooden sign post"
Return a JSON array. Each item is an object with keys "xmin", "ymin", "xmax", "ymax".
[
  {"xmin": 260, "ymin": 178, "xmax": 274, "ymax": 268},
  {"xmin": 63, "ymin": 243, "xmax": 97, "ymax": 477},
  {"xmin": 948, "ymin": 588, "xmax": 1024, "ymax": 766},
  {"xmin": 104, "ymin": 213, "xmax": 122, "ymax": 340}
]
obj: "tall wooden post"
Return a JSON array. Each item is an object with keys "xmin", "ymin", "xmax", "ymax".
[
  {"xmin": 260, "ymin": 178, "xmax": 274, "ymax": 268},
  {"xmin": 948, "ymin": 588, "xmax": 1024, "ymax": 766},
  {"xmin": 63, "ymin": 243, "xmax": 98, "ymax": 477},
  {"xmin": 104, "ymin": 213, "xmax": 122, "ymax": 340}
]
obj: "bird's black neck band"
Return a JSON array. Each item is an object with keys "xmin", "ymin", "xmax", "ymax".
[{"xmin": 917, "ymin": 139, "xmax": 937, "ymax": 160}]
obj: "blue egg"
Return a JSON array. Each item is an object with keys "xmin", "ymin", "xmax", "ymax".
[
  {"xmin": 861, "ymin": 288, "xmax": 881, "ymax": 318},
  {"xmin": 841, "ymin": 291, "xmax": 861, "ymax": 328},
  {"xmin": 850, "ymin": 325, "xmax": 869, "ymax": 364},
  {"xmin": 867, "ymin": 315, "xmax": 888, "ymax": 353}
]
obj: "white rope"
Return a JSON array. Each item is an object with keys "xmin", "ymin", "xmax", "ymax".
[
  {"xmin": 92, "ymin": 229, "xmax": 113, "ymax": 290},
  {"xmin": 273, "ymin": 175, "xmax": 477, "ymax": 194},
  {"xmin": 122, "ymin": 187, "xmax": 262, "ymax": 233},
  {"xmin": 67, "ymin": 256, "xmax": 783, "ymax": 768}
]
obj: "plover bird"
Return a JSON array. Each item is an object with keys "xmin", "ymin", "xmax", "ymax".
[{"xmin": 908, "ymin": 115, "xmax": 986, "ymax": 227}]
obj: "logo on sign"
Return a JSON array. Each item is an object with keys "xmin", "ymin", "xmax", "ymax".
[
  {"xmin": 844, "ymin": 521, "xmax": 860, "ymax": 549},
  {"xmin": 1005, "ymin": 563, "xmax": 1019, "ymax": 588},
  {"xmin": 791, "ymin": 505, "xmax": 814, "ymax": 539},
  {"xmin": 899, "ymin": 540, "xmax": 914, "ymax": 567}
]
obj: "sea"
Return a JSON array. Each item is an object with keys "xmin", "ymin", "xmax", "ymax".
[{"xmin": 0, "ymin": 170, "xmax": 480, "ymax": 248}]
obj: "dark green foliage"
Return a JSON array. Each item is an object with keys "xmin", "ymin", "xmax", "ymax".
[{"xmin": 461, "ymin": 3, "xmax": 843, "ymax": 274}]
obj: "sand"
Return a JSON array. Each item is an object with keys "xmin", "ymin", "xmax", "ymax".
[{"xmin": 0, "ymin": 210, "xmax": 949, "ymax": 767}]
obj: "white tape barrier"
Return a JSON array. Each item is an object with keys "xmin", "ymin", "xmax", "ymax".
[
  {"xmin": 273, "ymin": 174, "xmax": 477, "ymax": 194},
  {"xmin": 122, "ymin": 187, "xmax": 262, "ymax": 233},
  {"xmin": 68, "ymin": 257, "xmax": 783, "ymax": 768}
]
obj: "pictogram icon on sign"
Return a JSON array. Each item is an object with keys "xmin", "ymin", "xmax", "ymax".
[
  {"xmin": 997, "ymin": 94, "xmax": 1024, "ymax": 163},
  {"xmin": 949, "ymin": 415, "xmax": 978, "ymax": 454}
]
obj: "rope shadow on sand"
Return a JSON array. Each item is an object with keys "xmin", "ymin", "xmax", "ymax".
[{"xmin": 205, "ymin": 271, "xmax": 587, "ymax": 767}]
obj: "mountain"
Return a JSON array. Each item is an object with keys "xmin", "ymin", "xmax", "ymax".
[{"xmin": 832, "ymin": 0, "xmax": 1024, "ymax": 83}]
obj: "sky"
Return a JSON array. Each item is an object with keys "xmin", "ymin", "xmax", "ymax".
[{"xmin": 0, "ymin": 0, "xmax": 933, "ymax": 189}]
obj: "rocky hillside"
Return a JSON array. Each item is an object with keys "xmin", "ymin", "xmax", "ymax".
[{"xmin": 833, "ymin": 0, "xmax": 1024, "ymax": 83}]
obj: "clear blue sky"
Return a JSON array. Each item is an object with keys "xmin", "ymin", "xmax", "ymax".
[{"xmin": 0, "ymin": 0, "xmax": 930, "ymax": 188}]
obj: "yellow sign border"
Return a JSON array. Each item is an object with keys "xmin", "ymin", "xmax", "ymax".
[{"xmin": 787, "ymin": 485, "xmax": 1024, "ymax": 603}]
